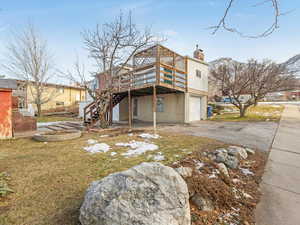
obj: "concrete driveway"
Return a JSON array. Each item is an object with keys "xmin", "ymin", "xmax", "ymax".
[{"xmin": 160, "ymin": 121, "xmax": 278, "ymax": 151}]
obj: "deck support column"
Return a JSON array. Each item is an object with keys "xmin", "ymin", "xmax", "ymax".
[
  {"xmin": 109, "ymin": 95, "xmax": 113, "ymax": 125},
  {"xmin": 152, "ymin": 85, "xmax": 157, "ymax": 134},
  {"xmin": 128, "ymin": 89, "xmax": 132, "ymax": 129}
]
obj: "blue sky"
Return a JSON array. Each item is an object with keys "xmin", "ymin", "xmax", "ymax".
[{"xmin": 0, "ymin": 0, "xmax": 300, "ymax": 81}]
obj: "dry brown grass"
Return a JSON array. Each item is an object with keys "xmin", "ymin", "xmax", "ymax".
[
  {"xmin": 211, "ymin": 105, "xmax": 284, "ymax": 122},
  {"xmin": 0, "ymin": 131, "xmax": 225, "ymax": 225}
]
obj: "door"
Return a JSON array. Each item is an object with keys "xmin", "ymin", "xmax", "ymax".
[{"xmin": 189, "ymin": 96, "xmax": 201, "ymax": 121}]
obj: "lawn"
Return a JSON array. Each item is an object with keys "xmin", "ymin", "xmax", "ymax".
[
  {"xmin": 0, "ymin": 131, "xmax": 226, "ymax": 225},
  {"xmin": 36, "ymin": 116, "xmax": 80, "ymax": 123},
  {"xmin": 210, "ymin": 105, "xmax": 284, "ymax": 122}
]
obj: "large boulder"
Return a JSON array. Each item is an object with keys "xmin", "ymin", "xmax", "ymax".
[{"xmin": 79, "ymin": 162, "xmax": 190, "ymax": 225}]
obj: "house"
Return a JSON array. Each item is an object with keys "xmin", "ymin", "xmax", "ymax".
[
  {"xmin": 2, "ymin": 79, "xmax": 86, "ymax": 113},
  {"xmin": 84, "ymin": 44, "xmax": 208, "ymax": 126}
]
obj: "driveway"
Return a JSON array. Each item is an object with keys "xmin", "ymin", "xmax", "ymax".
[{"xmin": 160, "ymin": 121, "xmax": 278, "ymax": 151}]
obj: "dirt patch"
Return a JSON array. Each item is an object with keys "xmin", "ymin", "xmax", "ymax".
[{"xmin": 170, "ymin": 148, "xmax": 267, "ymax": 225}]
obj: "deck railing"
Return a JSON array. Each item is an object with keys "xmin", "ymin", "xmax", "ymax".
[{"xmin": 110, "ymin": 62, "xmax": 187, "ymax": 93}]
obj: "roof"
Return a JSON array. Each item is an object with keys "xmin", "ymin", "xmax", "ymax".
[
  {"xmin": 5, "ymin": 79, "xmax": 85, "ymax": 90},
  {"xmin": 0, "ymin": 79, "xmax": 17, "ymax": 90}
]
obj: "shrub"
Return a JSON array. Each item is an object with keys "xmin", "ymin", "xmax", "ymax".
[{"xmin": 0, "ymin": 172, "xmax": 14, "ymax": 197}]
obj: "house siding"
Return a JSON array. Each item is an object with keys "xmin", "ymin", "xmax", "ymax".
[{"xmin": 119, "ymin": 93, "xmax": 185, "ymax": 123}]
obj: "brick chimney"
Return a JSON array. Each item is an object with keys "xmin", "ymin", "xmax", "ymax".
[{"xmin": 193, "ymin": 44, "xmax": 204, "ymax": 61}]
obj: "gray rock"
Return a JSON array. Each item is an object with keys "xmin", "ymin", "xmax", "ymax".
[
  {"xmin": 227, "ymin": 146, "xmax": 248, "ymax": 159},
  {"xmin": 245, "ymin": 147, "xmax": 255, "ymax": 155},
  {"xmin": 217, "ymin": 163, "xmax": 229, "ymax": 177},
  {"xmin": 174, "ymin": 166, "xmax": 193, "ymax": 178},
  {"xmin": 224, "ymin": 155, "xmax": 239, "ymax": 169},
  {"xmin": 215, "ymin": 151, "xmax": 228, "ymax": 163},
  {"xmin": 79, "ymin": 162, "xmax": 190, "ymax": 225},
  {"xmin": 191, "ymin": 194, "xmax": 214, "ymax": 211}
]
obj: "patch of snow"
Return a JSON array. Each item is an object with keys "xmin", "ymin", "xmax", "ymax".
[
  {"xmin": 110, "ymin": 152, "xmax": 117, "ymax": 156},
  {"xmin": 139, "ymin": 133, "xmax": 160, "ymax": 139},
  {"xmin": 240, "ymin": 168, "xmax": 254, "ymax": 176},
  {"xmin": 87, "ymin": 139, "xmax": 98, "ymax": 145},
  {"xmin": 208, "ymin": 174, "xmax": 217, "ymax": 179},
  {"xmin": 128, "ymin": 133, "xmax": 133, "ymax": 136},
  {"xmin": 118, "ymin": 140, "xmax": 159, "ymax": 157},
  {"xmin": 83, "ymin": 143, "xmax": 110, "ymax": 154},
  {"xmin": 100, "ymin": 135, "xmax": 109, "ymax": 138},
  {"xmin": 153, "ymin": 154, "xmax": 165, "ymax": 161}
]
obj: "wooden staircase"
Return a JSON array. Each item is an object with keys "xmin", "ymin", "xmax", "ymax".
[{"xmin": 83, "ymin": 93, "xmax": 127, "ymax": 127}]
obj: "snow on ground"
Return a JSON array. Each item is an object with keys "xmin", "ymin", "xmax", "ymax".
[
  {"xmin": 139, "ymin": 133, "xmax": 160, "ymax": 139},
  {"xmin": 116, "ymin": 140, "xmax": 159, "ymax": 157},
  {"xmin": 152, "ymin": 153, "xmax": 165, "ymax": 161},
  {"xmin": 83, "ymin": 143, "xmax": 110, "ymax": 154},
  {"xmin": 240, "ymin": 168, "xmax": 254, "ymax": 176},
  {"xmin": 87, "ymin": 139, "xmax": 98, "ymax": 145},
  {"xmin": 110, "ymin": 152, "xmax": 117, "ymax": 156}
]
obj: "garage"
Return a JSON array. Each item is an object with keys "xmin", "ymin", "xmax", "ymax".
[{"xmin": 189, "ymin": 96, "xmax": 201, "ymax": 121}]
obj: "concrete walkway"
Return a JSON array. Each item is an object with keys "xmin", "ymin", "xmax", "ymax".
[{"xmin": 256, "ymin": 105, "xmax": 300, "ymax": 225}]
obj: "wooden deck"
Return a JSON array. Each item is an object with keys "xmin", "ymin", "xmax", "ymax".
[{"xmin": 101, "ymin": 45, "xmax": 188, "ymax": 95}]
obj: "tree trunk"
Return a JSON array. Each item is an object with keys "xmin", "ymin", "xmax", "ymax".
[
  {"xmin": 37, "ymin": 104, "xmax": 42, "ymax": 117},
  {"xmin": 239, "ymin": 105, "xmax": 247, "ymax": 117}
]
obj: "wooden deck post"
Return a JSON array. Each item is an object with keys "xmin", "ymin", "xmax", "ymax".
[
  {"xmin": 109, "ymin": 95, "xmax": 113, "ymax": 125},
  {"xmin": 128, "ymin": 89, "xmax": 132, "ymax": 129},
  {"xmin": 152, "ymin": 85, "xmax": 157, "ymax": 134}
]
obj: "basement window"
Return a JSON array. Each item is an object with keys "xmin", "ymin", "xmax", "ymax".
[{"xmin": 157, "ymin": 97, "xmax": 164, "ymax": 112}]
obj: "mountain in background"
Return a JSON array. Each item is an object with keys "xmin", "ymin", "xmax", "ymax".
[{"xmin": 209, "ymin": 55, "xmax": 300, "ymax": 77}]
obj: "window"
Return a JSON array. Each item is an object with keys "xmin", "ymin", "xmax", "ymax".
[
  {"xmin": 196, "ymin": 70, "xmax": 202, "ymax": 78},
  {"xmin": 157, "ymin": 97, "xmax": 164, "ymax": 112},
  {"xmin": 133, "ymin": 98, "xmax": 138, "ymax": 116}
]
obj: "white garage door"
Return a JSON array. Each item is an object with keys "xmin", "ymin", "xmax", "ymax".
[{"xmin": 189, "ymin": 96, "xmax": 201, "ymax": 121}]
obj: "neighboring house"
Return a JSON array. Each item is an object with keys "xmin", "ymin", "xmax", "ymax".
[
  {"xmin": 85, "ymin": 44, "xmax": 208, "ymax": 125},
  {"xmin": 2, "ymin": 79, "xmax": 86, "ymax": 113}
]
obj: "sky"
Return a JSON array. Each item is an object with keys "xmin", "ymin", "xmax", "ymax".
[{"xmin": 0, "ymin": 0, "xmax": 299, "ymax": 83}]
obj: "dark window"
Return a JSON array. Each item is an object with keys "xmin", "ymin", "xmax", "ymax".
[{"xmin": 196, "ymin": 70, "xmax": 202, "ymax": 78}]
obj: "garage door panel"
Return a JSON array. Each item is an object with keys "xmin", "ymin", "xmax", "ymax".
[{"xmin": 189, "ymin": 96, "xmax": 201, "ymax": 121}]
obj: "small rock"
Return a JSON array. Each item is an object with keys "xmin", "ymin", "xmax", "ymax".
[
  {"xmin": 217, "ymin": 163, "xmax": 229, "ymax": 177},
  {"xmin": 174, "ymin": 167, "xmax": 193, "ymax": 178},
  {"xmin": 242, "ymin": 191, "xmax": 253, "ymax": 199},
  {"xmin": 225, "ymin": 155, "xmax": 239, "ymax": 169},
  {"xmin": 215, "ymin": 151, "xmax": 228, "ymax": 163},
  {"xmin": 232, "ymin": 178, "xmax": 240, "ymax": 184},
  {"xmin": 245, "ymin": 148, "xmax": 255, "ymax": 155},
  {"xmin": 191, "ymin": 194, "xmax": 214, "ymax": 211},
  {"xmin": 228, "ymin": 146, "xmax": 248, "ymax": 159}
]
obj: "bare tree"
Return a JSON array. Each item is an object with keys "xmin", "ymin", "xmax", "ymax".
[
  {"xmin": 81, "ymin": 11, "xmax": 159, "ymax": 128},
  {"xmin": 210, "ymin": 0, "xmax": 290, "ymax": 38},
  {"xmin": 3, "ymin": 24, "xmax": 56, "ymax": 116},
  {"xmin": 210, "ymin": 59, "xmax": 296, "ymax": 117}
]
